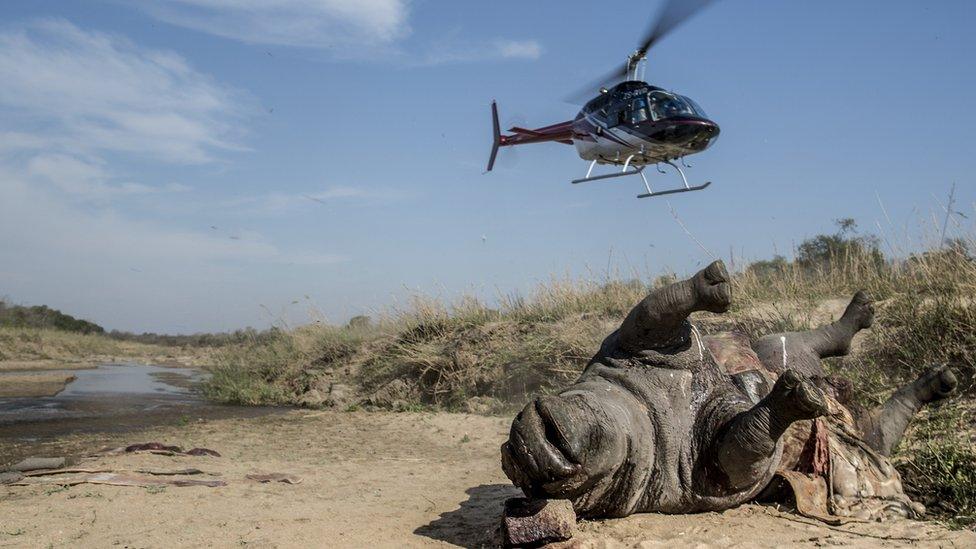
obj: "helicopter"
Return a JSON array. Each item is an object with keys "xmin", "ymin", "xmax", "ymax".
[{"xmin": 486, "ymin": 0, "xmax": 721, "ymax": 199}]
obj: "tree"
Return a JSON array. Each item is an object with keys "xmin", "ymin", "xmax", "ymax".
[{"xmin": 796, "ymin": 219, "xmax": 884, "ymax": 270}]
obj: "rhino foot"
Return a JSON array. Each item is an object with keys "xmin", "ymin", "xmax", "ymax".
[
  {"xmin": 767, "ymin": 369, "xmax": 830, "ymax": 423},
  {"xmin": 692, "ymin": 260, "xmax": 732, "ymax": 313},
  {"xmin": 841, "ymin": 290, "xmax": 875, "ymax": 331},
  {"xmin": 911, "ymin": 365, "xmax": 957, "ymax": 404}
]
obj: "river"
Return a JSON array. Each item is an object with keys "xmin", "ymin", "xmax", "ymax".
[{"xmin": 0, "ymin": 363, "xmax": 276, "ymax": 445}]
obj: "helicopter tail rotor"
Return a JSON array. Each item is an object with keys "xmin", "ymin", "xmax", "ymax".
[{"xmin": 486, "ymin": 100, "xmax": 502, "ymax": 172}]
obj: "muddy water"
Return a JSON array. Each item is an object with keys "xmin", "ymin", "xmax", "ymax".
[{"xmin": 0, "ymin": 363, "xmax": 278, "ymax": 451}]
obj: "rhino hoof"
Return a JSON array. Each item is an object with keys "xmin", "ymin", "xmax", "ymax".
[
  {"xmin": 843, "ymin": 290, "xmax": 875, "ymax": 330},
  {"xmin": 915, "ymin": 366, "xmax": 958, "ymax": 404},
  {"xmin": 772, "ymin": 369, "xmax": 829, "ymax": 421},
  {"xmin": 693, "ymin": 260, "xmax": 732, "ymax": 313}
]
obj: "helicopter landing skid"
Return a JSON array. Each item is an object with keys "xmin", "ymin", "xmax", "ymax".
[{"xmin": 571, "ymin": 158, "xmax": 711, "ymax": 199}]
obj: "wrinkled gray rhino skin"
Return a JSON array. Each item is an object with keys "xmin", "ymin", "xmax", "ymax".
[{"xmin": 500, "ymin": 261, "xmax": 957, "ymax": 519}]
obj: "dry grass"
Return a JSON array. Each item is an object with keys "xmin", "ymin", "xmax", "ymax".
[
  {"xmin": 0, "ymin": 326, "xmax": 216, "ymax": 366},
  {"xmin": 203, "ymin": 235, "xmax": 976, "ymax": 411}
]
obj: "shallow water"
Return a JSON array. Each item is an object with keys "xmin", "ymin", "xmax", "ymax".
[
  {"xmin": 58, "ymin": 363, "xmax": 205, "ymax": 397},
  {"xmin": 0, "ymin": 363, "xmax": 275, "ymax": 447}
]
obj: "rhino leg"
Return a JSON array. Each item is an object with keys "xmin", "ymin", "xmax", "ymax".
[
  {"xmin": 858, "ymin": 366, "xmax": 958, "ymax": 456},
  {"xmin": 753, "ymin": 291, "xmax": 875, "ymax": 377},
  {"xmin": 711, "ymin": 370, "xmax": 829, "ymax": 492},
  {"xmin": 617, "ymin": 260, "xmax": 731, "ymax": 353}
]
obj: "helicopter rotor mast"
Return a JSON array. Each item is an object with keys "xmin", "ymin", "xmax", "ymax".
[{"xmin": 567, "ymin": 0, "xmax": 720, "ymax": 103}]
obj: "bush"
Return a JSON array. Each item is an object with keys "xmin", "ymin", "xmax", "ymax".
[
  {"xmin": 897, "ymin": 402, "xmax": 976, "ymax": 527},
  {"xmin": 0, "ymin": 300, "xmax": 104, "ymax": 334}
]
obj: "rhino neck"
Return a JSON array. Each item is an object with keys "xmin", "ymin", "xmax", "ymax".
[{"xmin": 594, "ymin": 327, "xmax": 707, "ymax": 372}]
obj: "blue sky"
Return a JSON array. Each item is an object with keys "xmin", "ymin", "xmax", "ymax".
[{"xmin": 0, "ymin": 0, "xmax": 973, "ymax": 333}]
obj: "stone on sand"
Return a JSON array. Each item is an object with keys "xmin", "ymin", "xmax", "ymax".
[{"xmin": 503, "ymin": 497, "xmax": 576, "ymax": 547}]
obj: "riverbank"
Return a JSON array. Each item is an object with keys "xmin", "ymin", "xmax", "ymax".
[
  {"xmin": 0, "ymin": 326, "xmax": 218, "ymax": 369},
  {"xmin": 0, "ymin": 372, "xmax": 76, "ymax": 398},
  {"xmin": 2, "ymin": 409, "xmax": 973, "ymax": 548}
]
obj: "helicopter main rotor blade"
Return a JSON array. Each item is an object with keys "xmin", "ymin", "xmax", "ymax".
[
  {"xmin": 564, "ymin": 0, "xmax": 719, "ymax": 104},
  {"xmin": 636, "ymin": 0, "xmax": 718, "ymax": 61}
]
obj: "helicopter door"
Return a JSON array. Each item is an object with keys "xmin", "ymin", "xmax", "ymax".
[
  {"xmin": 628, "ymin": 98, "xmax": 650, "ymax": 125},
  {"xmin": 605, "ymin": 105, "xmax": 624, "ymax": 128},
  {"xmin": 607, "ymin": 103, "xmax": 630, "ymax": 128}
]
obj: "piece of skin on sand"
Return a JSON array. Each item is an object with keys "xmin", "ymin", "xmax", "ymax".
[
  {"xmin": 12, "ymin": 472, "xmax": 226, "ymax": 488},
  {"xmin": 118, "ymin": 442, "xmax": 221, "ymax": 457},
  {"xmin": 501, "ymin": 261, "xmax": 958, "ymax": 521},
  {"xmin": 245, "ymin": 473, "xmax": 302, "ymax": 484},
  {"xmin": 7, "ymin": 457, "xmax": 66, "ymax": 472}
]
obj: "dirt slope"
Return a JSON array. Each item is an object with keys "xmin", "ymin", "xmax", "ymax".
[{"xmin": 1, "ymin": 410, "xmax": 972, "ymax": 548}]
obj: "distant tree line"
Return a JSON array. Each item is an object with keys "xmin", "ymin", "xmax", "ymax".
[
  {"xmin": 0, "ymin": 298, "xmax": 277, "ymax": 347},
  {"xmin": 744, "ymin": 218, "xmax": 972, "ymax": 278},
  {"xmin": 106, "ymin": 327, "xmax": 279, "ymax": 348},
  {"xmin": 0, "ymin": 301, "xmax": 105, "ymax": 334}
]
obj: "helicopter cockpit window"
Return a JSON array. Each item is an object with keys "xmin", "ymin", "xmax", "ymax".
[
  {"xmin": 682, "ymin": 96, "xmax": 708, "ymax": 118},
  {"xmin": 647, "ymin": 91, "xmax": 702, "ymax": 120}
]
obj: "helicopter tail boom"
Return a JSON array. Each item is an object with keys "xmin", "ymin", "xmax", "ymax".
[{"xmin": 486, "ymin": 100, "xmax": 574, "ymax": 172}]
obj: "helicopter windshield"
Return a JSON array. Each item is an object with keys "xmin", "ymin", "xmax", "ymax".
[{"xmin": 647, "ymin": 91, "xmax": 706, "ymax": 121}]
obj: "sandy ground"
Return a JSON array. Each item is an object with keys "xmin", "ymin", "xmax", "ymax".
[
  {"xmin": 1, "ymin": 410, "xmax": 973, "ymax": 549},
  {"xmin": 0, "ymin": 373, "xmax": 76, "ymax": 398},
  {"xmin": 0, "ymin": 361, "xmax": 94, "ymax": 372}
]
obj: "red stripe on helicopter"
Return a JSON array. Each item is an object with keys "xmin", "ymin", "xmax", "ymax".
[{"xmin": 499, "ymin": 120, "xmax": 575, "ymax": 147}]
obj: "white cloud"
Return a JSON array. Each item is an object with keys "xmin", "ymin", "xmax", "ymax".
[
  {"xmin": 494, "ymin": 39, "xmax": 543, "ymax": 60},
  {"xmin": 415, "ymin": 36, "xmax": 545, "ymax": 66},
  {"xmin": 0, "ymin": 19, "xmax": 247, "ymax": 164},
  {"xmin": 131, "ymin": 1, "xmax": 542, "ymax": 66},
  {"xmin": 136, "ymin": 0, "xmax": 410, "ymax": 50},
  {"xmin": 25, "ymin": 153, "xmax": 191, "ymax": 199}
]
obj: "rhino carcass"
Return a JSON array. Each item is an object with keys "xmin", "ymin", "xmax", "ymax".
[{"xmin": 501, "ymin": 261, "xmax": 956, "ymax": 521}]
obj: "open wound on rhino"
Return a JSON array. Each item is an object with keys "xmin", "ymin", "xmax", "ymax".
[{"xmin": 501, "ymin": 260, "xmax": 958, "ymax": 522}]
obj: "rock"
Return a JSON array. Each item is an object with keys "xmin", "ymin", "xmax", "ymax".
[
  {"xmin": 463, "ymin": 396, "xmax": 505, "ymax": 415},
  {"xmin": 8, "ymin": 457, "xmax": 65, "ymax": 472},
  {"xmin": 324, "ymin": 383, "xmax": 353, "ymax": 408},
  {"xmin": 300, "ymin": 383, "xmax": 355, "ymax": 409},
  {"xmin": 298, "ymin": 389, "xmax": 326, "ymax": 408},
  {"xmin": 503, "ymin": 497, "xmax": 576, "ymax": 547},
  {"xmin": 366, "ymin": 379, "xmax": 417, "ymax": 409},
  {"xmin": 0, "ymin": 471, "xmax": 25, "ymax": 484}
]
